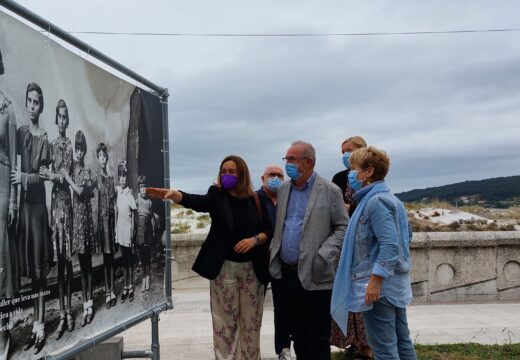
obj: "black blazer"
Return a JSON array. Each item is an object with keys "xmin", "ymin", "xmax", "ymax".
[{"xmin": 179, "ymin": 186, "xmax": 273, "ymax": 284}]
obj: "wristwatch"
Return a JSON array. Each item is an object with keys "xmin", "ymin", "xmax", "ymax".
[{"xmin": 254, "ymin": 234, "xmax": 261, "ymax": 246}]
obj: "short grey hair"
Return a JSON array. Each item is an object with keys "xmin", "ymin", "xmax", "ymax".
[{"xmin": 291, "ymin": 140, "xmax": 316, "ymax": 165}]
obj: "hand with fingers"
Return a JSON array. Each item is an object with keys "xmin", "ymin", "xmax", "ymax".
[
  {"xmin": 234, "ymin": 237, "xmax": 257, "ymax": 254},
  {"xmin": 365, "ymin": 274, "xmax": 383, "ymax": 305},
  {"xmin": 146, "ymin": 187, "xmax": 180, "ymax": 202}
]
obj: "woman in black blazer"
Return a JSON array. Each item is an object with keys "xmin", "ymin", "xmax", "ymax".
[{"xmin": 147, "ymin": 155, "xmax": 272, "ymax": 360}]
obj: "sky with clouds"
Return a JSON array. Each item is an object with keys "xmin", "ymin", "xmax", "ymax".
[{"xmin": 6, "ymin": 1, "xmax": 520, "ymax": 194}]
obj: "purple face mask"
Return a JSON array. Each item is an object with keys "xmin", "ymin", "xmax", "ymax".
[{"xmin": 221, "ymin": 174, "xmax": 239, "ymax": 190}]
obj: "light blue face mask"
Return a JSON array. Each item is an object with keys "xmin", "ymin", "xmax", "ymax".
[
  {"xmin": 267, "ymin": 177, "xmax": 283, "ymax": 192},
  {"xmin": 348, "ymin": 170, "xmax": 363, "ymax": 191},
  {"xmin": 342, "ymin": 152, "xmax": 352, "ymax": 169},
  {"xmin": 285, "ymin": 163, "xmax": 301, "ymax": 181}
]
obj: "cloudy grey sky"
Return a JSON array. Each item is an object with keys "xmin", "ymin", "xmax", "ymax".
[{"xmin": 7, "ymin": 1, "xmax": 520, "ymax": 193}]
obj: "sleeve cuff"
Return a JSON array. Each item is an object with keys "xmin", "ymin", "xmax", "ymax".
[{"xmin": 372, "ymin": 262, "xmax": 392, "ymax": 279}]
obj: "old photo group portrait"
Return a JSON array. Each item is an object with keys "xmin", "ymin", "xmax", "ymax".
[{"xmin": 0, "ymin": 10, "xmax": 166, "ymax": 360}]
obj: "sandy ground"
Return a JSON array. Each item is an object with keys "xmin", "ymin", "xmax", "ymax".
[{"xmin": 411, "ymin": 207, "xmax": 493, "ymax": 225}]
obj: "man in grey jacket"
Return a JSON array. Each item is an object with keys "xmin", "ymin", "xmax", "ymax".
[{"xmin": 269, "ymin": 140, "xmax": 348, "ymax": 360}]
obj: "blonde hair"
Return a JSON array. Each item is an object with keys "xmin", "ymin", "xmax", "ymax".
[
  {"xmin": 350, "ymin": 146, "xmax": 390, "ymax": 182},
  {"xmin": 341, "ymin": 136, "xmax": 367, "ymax": 149}
]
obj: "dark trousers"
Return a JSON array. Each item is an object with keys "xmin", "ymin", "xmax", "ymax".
[
  {"xmin": 281, "ymin": 266, "xmax": 332, "ymax": 360},
  {"xmin": 271, "ymin": 278, "xmax": 292, "ymax": 354}
]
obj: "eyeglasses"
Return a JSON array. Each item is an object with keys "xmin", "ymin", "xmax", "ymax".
[
  {"xmin": 282, "ymin": 156, "xmax": 308, "ymax": 162},
  {"xmin": 265, "ymin": 172, "xmax": 284, "ymax": 179}
]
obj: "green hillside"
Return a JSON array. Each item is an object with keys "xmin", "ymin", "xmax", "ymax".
[{"xmin": 395, "ymin": 175, "xmax": 520, "ymax": 207}]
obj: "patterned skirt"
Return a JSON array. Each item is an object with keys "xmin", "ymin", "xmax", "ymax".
[{"xmin": 330, "ymin": 312, "xmax": 369, "ymax": 349}]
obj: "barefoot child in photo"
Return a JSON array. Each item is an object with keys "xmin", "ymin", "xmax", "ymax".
[
  {"xmin": 136, "ymin": 175, "xmax": 153, "ymax": 292},
  {"xmin": 115, "ymin": 161, "xmax": 136, "ymax": 302}
]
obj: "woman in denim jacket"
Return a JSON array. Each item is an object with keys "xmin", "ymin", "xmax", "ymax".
[{"xmin": 331, "ymin": 146, "xmax": 417, "ymax": 360}]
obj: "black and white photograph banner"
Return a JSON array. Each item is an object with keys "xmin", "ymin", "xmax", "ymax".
[{"xmin": 0, "ymin": 8, "xmax": 166, "ymax": 359}]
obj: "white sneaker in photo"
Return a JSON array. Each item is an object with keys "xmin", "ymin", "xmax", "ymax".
[{"xmin": 278, "ymin": 347, "xmax": 293, "ymax": 360}]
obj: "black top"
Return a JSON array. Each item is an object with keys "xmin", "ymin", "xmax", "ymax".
[
  {"xmin": 256, "ymin": 187, "xmax": 277, "ymax": 229},
  {"xmin": 332, "ymin": 169, "xmax": 349, "ymax": 202},
  {"xmin": 180, "ymin": 185, "xmax": 273, "ymax": 284},
  {"xmin": 226, "ymin": 195, "xmax": 253, "ymax": 262},
  {"xmin": 332, "ymin": 168, "xmax": 357, "ymax": 216}
]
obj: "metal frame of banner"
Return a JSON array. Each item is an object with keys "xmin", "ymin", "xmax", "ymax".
[{"xmin": 0, "ymin": 1, "xmax": 173, "ymax": 360}]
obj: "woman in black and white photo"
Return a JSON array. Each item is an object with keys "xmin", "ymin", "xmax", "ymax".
[
  {"xmin": 63, "ymin": 130, "xmax": 95, "ymax": 327},
  {"xmin": 0, "ymin": 49, "xmax": 19, "ymax": 360},
  {"xmin": 11, "ymin": 82, "xmax": 53, "ymax": 355},
  {"xmin": 40, "ymin": 99, "xmax": 75, "ymax": 339}
]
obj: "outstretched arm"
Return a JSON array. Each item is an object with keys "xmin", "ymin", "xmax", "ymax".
[{"xmin": 146, "ymin": 187, "xmax": 182, "ymax": 203}]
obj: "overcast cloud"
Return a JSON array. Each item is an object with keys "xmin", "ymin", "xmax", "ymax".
[{"xmin": 7, "ymin": 1, "xmax": 520, "ymax": 193}]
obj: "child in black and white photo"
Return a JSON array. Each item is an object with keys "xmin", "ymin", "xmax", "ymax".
[
  {"xmin": 40, "ymin": 99, "xmax": 75, "ymax": 340},
  {"xmin": 95, "ymin": 143, "xmax": 117, "ymax": 309},
  {"xmin": 136, "ymin": 175, "xmax": 153, "ymax": 293},
  {"xmin": 115, "ymin": 161, "xmax": 136, "ymax": 303},
  {"xmin": 63, "ymin": 130, "xmax": 95, "ymax": 327}
]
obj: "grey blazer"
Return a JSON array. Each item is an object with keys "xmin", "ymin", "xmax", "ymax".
[{"xmin": 269, "ymin": 173, "xmax": 348, "ymax": 290}]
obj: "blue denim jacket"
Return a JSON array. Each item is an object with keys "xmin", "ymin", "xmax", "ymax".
[
  {"xmin": 351, "ymin": 182, "xmax": 413, "ymax": 309},
  {"xmin": 331, "ymin": 181, "xmax": 413, "ymax": 335}
]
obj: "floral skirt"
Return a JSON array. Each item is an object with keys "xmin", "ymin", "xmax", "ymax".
[{"xmin": 330, "ymin": 312, "xmax": 369, "ymax": 349}]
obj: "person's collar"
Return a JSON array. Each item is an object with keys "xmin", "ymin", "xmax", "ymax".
[
  {"xmin": 291, "ymin": 171, "xmax": 316, "ymax": 191},
  {"xmin": 355, "ymin": 180, "xmax": 384, "ymax": 201}
]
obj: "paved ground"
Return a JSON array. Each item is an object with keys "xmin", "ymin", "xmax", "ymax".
[{"xmin": 120, "ymin": 276, "xmax": 520, "ymax": 360}]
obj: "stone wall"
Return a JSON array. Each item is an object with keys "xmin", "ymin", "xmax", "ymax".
[
  {"xmin": 171, "ymin": 233, "xmax": 206, "ymax": 281},
  {"xmin": 172, "ymin": 231, "xmax": 520, "ymax": 302},
  {"xmin": 411, "ymin": 231, "xmax": 520, "ymax": 302}
]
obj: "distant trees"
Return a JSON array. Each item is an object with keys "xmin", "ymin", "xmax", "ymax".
[{"xmin": 396, "ymin": 176, "xmax": 520, "ymax": 207}]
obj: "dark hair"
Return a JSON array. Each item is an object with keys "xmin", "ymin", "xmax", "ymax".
[
  {"xmin": 96, "ymin": 142, "xmax": 108, "ymax": 159},
  {"xmin": 25, "ymin": 82, "xmax": 44, "ymax": 112},
  {"xmin": 55, "ymin": 99, "xmax": 69, "ymax": 126},
  {"xmin": 216, "ymin": 155, "xmax": 254, "ymax": 199},
  {"xmin": 138, "ymin": 175, "xmax": 147, "ymax": 186},
  {"xmin": 75, "ymin": 130, "xmax": 87, "ymax": 153},
  {"xmin": 118, "ymin": 161, "xmax": 128, "ymax": 177}
]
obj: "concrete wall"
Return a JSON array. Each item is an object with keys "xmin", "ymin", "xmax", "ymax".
[
  {"xmin": 410, "ymin": 231, "xmax": 520, "ymax": 302},
  {"xmin": 172, "ymin": 231, "xmax": 520, "ymax": 302}
]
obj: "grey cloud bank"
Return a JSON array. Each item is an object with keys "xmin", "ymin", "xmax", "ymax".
[{"xmin": 11, "ymin": 0, "xmax": 520, "ymax": 193}]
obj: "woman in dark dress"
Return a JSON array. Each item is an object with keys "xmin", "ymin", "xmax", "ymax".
[
  {"xmin": 11, "ymin": 82, "xmax": 53, "ymax": 355},
  {"xmin": 0, "ymin": 53, "xmax": 18, "ymax": 359},
  {"xmin": 40, "ymin": 99, "xmax": 75, "ymax": 339},
  {"xmin": 330, "ymin": 136, "xmax": 372, "ymax": 359}
]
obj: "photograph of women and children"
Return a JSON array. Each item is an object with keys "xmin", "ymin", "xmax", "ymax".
[{"xmin": 0, "ymin": 11, "xmax": 166, "ymax": 360}]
